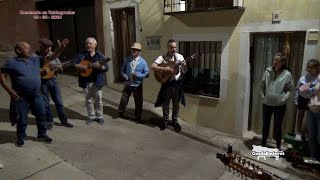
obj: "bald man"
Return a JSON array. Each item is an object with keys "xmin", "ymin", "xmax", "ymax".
[
  {"xmin": 0, "ymin": 40, "xmax": 68, "ymax": 146},
  {"xmin": 74, "ymin": 37, "xmax": 109, "ymax": 125}
]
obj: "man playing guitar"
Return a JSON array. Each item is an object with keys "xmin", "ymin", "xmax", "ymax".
[
  {"xmin": 151, "ymin": 39, "xmax": 187, "ymax": 132},
  {"xmin": 74, "ymin": 37, "xmax": 109, "ymax": 125},
  {"xmin": 35, "ymin": 38, "xmax": 74, "ymax": 129}
]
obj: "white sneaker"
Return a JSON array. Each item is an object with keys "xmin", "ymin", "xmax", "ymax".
[
  {"xmin": 0, "ymin": 163, "xmax": 3, "ymax": 169},
  {"xmin": 295, "ymin": 133, "xmax": 302, "ymax": 141}
]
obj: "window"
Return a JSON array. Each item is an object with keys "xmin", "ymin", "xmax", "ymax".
[
  {"xmin": 164, "ymin": 0, "xmax": 186, "ymax": 13},
  {"xmin": 179, "ymin": 41, "xmax": 221, "ymax": 98},
  {"xmin": 189, "ymin": 0, "xmax": 233, "ymax": 10}
]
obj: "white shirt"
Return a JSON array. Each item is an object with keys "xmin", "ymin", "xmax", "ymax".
[
  {"xmin": 131, "ymin": 56, "xmax": 140, "ymax": 73},
  {"xmin": 154, "ymin": 53, "xmax": 185, "ymax": 81}
]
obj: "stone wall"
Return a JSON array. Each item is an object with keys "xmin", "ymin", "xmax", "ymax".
[{"xmin": 0, "ymin": 43, "xmax": 14, "ymax": 67}]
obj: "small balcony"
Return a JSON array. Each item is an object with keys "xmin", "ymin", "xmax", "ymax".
[{"xmin": 164, "ymin": 0, "xmax": 244, "ymax": 15}]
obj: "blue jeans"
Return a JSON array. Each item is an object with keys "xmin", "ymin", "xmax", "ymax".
[
  {"xmin": 306, "ymin": 110, "xmax": 320, "ymax": 159},
  {"xmin": 12, "ymin": 94, "xmax": 47, "ymax": 140},
  {"xmin": 41, "ymin": 78, "xmax": 67, "ymax": 124}
]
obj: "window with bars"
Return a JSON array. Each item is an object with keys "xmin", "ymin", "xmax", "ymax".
[
  {"xmin": 179, "ymin": 41, "xmax": 221, "ymax": 98},
  {"xmin": 164, "ymin": 0, "xmax": 236, "ymax": 14}
]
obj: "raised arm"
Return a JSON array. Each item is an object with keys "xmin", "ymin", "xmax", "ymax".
[{"xmin": 44, "ymin": 38, "xmax": 69, "ymax": 65}]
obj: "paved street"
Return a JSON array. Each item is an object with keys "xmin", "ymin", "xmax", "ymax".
[
  {"xmin": 0, "ymin": 75, "xmax": 229, "ymax": 180},
  {"xmin": 0, "ymin": 75, "xmax": 314, "ymax": 180}
]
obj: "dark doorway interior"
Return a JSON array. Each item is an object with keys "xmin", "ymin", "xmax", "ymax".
[
  {"xmin": 111, "ymin": 7, "xmax": 136, "ymax": 82},
  {"xmin": 248, "ymin": 32, "xmax": 306, "ymax": 138}
]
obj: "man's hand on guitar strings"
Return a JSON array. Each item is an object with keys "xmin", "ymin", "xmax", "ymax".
[
  {"xmin": 77, "ymin": 65, "xmax": 87, "ymax": 72},
  {"xmin": 92, "ymin": 62, "xmax": 101, "ymax": 69},
  {"xmin": 164, "ymin": 66, "xmax": 174, "ymax": 74}
]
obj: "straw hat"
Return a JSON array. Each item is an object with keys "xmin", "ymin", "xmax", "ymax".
[{"xmin": 131, "ymin": 42, "xmax": 142, "ymax": 50}]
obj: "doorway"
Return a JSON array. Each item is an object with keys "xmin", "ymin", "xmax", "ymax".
[
  {"xmin": 111, "ymin": 7, "xmax": 136, "ymax": 82},
  {"xmin": 248, "ymin": 32, "xmax": 306, "ymax": 138}
]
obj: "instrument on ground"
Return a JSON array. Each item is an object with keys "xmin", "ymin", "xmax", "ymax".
[
  {"xmin": 216, "ymin": 145, "xmax": 283, "ymax": 180},
  {"xmin": 154, "ymin": 51, "xmax": 203, "ymax": 83},
  {"xmin": 41, "ymin": 60, "xmax": 73, "ymax": 79},
  {"xmin": 78, "ymin": 58, "xmax": 111, "ymax": 77},
  {"xmin": 285, "ymin": 148, "xmax": 320, "ymax": 172}
]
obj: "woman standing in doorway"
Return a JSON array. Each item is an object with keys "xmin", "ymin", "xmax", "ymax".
[{"xmin": 260, "ymin": 53, "xmax": 293, "ymax": 149}]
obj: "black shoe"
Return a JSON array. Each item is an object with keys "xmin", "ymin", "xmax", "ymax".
[
  {"xmin": 62, "ymin": 122, "xmax": 74, "ymax": 128},
  {"xmin": 172, "ymin": 122, "xmax": 182, "ymax": 133},
  {"xmin": 118, "ymin": 113, "xmax": 125, "ymax": 118},
  {"xmin": 97, "ymin": 118, "xmax": 104, "ymax": 125},
  {"xmin": 15, "ymin": 140, "xmax": 24, "ymax": 147},
  {"xmin": 38, "ymin": 135, "xmax": 53, "ymax": 144},
  {"xmin": 134, "ymin": 117, "xmax": 143, "ymax": 123},
  {"xmin": 160, "ymin": 121, "xmax": 168, "ymax": 131},
  {"xmin": 47, "ymin": 123, "xmax": 53, "ymax": 130}
]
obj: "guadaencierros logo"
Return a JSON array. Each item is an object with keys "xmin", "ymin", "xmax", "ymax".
[{"xmin": 251, "ymin": 145, "xmax": 284, "ymax": 161}]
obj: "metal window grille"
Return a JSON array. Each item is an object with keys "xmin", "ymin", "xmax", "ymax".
[
  {"xmin": 164, "ymin": 0, "xmax": 238, "ymax": 13},
  {"xmin": 179, "ymin": 41, "xmax": 221, "ymax": 98}
]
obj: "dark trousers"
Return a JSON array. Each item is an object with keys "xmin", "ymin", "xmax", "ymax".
[
  {"xmin": 118, "ymin": 84, "xmax": 143, "ymax": 119},
  {"xmin": 13, "ymin": 94, "xmax": 47, "ymax": 140},
  {"xmin": 10, "ymin": 98, "xmax": 17, "ymax": 126},
  {"xmin": 262, "ymin": 104, "xmax": 286, "ymax": 148},
  {"xmin": 41, "ymin": 78, "xmax": 68, "ymax": 124},
  {"xmin": 306, "ymin": 110, "xmax": 320, "ymax": 159},
  {"xmin": 162, "ymin": 84, "xmax": 180, "ymax": 123}
]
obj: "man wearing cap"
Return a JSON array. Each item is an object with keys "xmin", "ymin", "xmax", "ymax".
[
  {"xmin": 74, "ymin": 37, "xmax": 109, "ymax": 125},
  {"xmin": 118, "ymin": 42, "xmax": 149, "ymax": 122},
  {"xmin": 35, "ymin": 38, "xmax": 74, "ymax": 129}
]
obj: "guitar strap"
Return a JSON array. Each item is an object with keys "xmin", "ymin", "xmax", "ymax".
[{"xmin": 162, "ymin": 53, "xmax": 177, "ymax": 64}]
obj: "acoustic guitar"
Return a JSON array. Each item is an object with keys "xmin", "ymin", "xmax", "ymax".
[
  {"xmin": 154, "ymin": 51, "xmax": 203, "ymax": 83},
  {"xmin": 78, "ymin": 57, "xmax": 111, "ymax": 77},
  {"xmin": 41, "ymin": 60, "xmax": 73, "ymax": 80}
]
